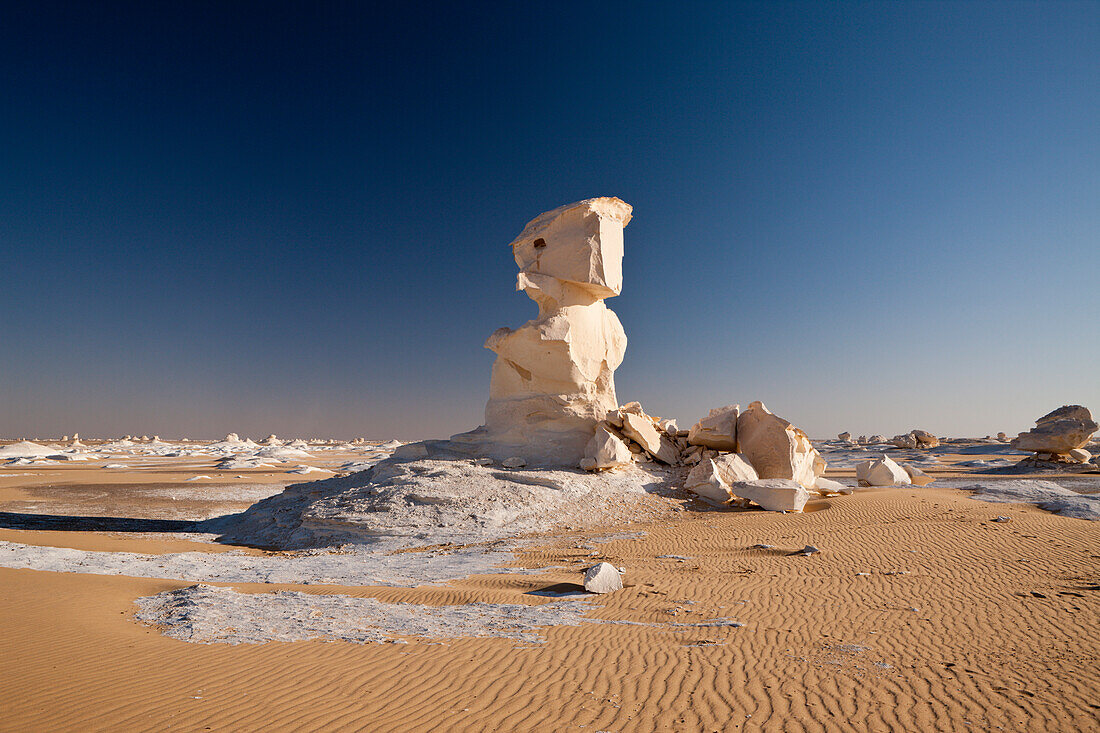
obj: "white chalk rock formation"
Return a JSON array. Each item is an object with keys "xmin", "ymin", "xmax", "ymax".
[
  {"xmin": 687, "ymin": 405, "xmax": 739, "ymax": 451},
  {"xmin": 892, "ymin": 430, "xmax": 939, "ymax": 449},
  {"xmin": 856, "ymin": 455, "xmax": 912, "ymax": 486},
  {"xmin": 584, "ymin": 562, "xmax": 623, "ymax": 593},
  {"xmin": 729, "ymin": 479, "xmax": 811, "ymax": 512},
  {"xmin": 453, "ymin": 198, "xmax": 632, "ymax": 466},
  {"xmin": 581, "ymin": 424, "xmax": 633, "ymax": 471},
  {"xmin": 0, "ymin": 441, "xmax": 57, "ymax": 459},
  {"xmin": 736, "ymin": 401, "xmax": 824, "ymax": 489},
  {"xmin": 1011, "ymin": 405, "xmax": 1098, "ymax": 456}
]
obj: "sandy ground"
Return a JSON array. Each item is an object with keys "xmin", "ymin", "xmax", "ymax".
[{"xmin": 0, "ymin": 442, "xmax": 1097, "ymax": 731}]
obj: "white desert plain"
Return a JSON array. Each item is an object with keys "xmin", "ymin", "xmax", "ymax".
[{"xmin": 1, "ymin": 198, "xmax": 1097, "ymax": 732}]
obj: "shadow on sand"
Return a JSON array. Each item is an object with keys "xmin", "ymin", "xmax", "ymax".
[{"xmin": 0, "ymin": 511, "xmax": 199, "ymax": 533}]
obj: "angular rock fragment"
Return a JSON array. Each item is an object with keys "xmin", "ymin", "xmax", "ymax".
[
  {"xmin": 711, "ymin": 452, "xmax": 759, "ymax": 484},
  {"xmin": 684, "ymin": 460, "xmax": 736, "ymax": 505},
  {"xmin": 687, "ymin": 405, "xmax": 739, "ymax": 451},
  {"xmin": 728, "ymin": 479, "xmax": 811, "ymax": 512},
  {"xmin": 581, "ymin": 423, "xmax": 633, "ymax": 471},
  {"xmin": 856, "ymin": 455, "xmax": 912, "ymax": 486},
  {"xmin": 620, "ymin": 412, "xmax": 678, "ymax": 464}
]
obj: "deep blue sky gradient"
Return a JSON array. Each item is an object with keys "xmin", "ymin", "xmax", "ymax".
[{"xmin": 2, "ymin": 1, "xmax": 1098, "ymax": 439}]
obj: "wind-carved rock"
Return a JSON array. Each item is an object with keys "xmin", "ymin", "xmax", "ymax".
[{"xmin": 454, "ymin": 198, "xmax": 632, "ymax": 466}]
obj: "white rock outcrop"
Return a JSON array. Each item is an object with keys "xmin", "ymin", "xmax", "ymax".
[
  {"xmin": 452, "ymin": 198, "xmax": 632, "ymax": 466},
  {"xmin": 687, "ymin": 405, "xmax": 739, "ymax": 451},
  {"xmin": 736, "ymin": 401, "xmax": 824, "ymax": 489},
  {"xmin": 1011, "ymin": 405, "xmax": 1098, "ymax": 456},
  {"xmin": 856, "ymin": 455, "xmax": 912, "ymax": 487},
  {"xmin": 584, "ymin": 562, "xmax": 623, "ymax": 593}
]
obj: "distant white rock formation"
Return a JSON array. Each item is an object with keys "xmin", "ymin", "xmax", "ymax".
[{"xmin": 1011, "ymin": 405, "xmax": 1097, "ymax": 460}]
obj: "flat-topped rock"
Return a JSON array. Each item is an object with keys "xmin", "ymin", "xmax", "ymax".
[{"xmin": 1012, "ymin": 405, "xmax": 1097, "ymax": 455}]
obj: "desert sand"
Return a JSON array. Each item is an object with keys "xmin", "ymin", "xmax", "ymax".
[{"xmin": 0, "ymin": 437, "xmax": 1097, "ymax": 732}]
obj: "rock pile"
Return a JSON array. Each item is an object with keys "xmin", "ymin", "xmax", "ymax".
[
  {"xmin": 581, "ymin": 400, "xmax": 827, "ymax": 512},
  {"xmin": 891, "ymin": 430, "xmax": 940, "ymax": 449},
  {"xmin": 1011, "ymin": 405, "xmax": 1097, "ymax": 468}
]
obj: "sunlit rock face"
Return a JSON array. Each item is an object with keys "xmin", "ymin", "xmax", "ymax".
[{"xmin": 455, "ymin": 197, "xmax": 632, "ymax": 466}]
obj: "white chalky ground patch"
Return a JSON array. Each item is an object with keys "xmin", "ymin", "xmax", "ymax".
[
  {"xmin": 0, "ymin": 540, "xmax": 534, "ymax": 587},
  {"xmin": 135, "ymin": 584, "xmax": 594, "ymax": 644}
]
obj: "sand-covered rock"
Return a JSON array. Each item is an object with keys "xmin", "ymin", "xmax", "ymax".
[
  {"xmin": 211, "ymin": 453, "xmax": 674, "ymax": 550},
  {"xmin": 583, "ymin": 562, "xmax": 623, "ymax": 594},
  {"xmin": 0, "ymin": 441, "xmax": 58, "ymax": 459}
]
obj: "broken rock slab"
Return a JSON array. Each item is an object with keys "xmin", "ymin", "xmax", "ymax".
[
  {"xmin": 584, "ymin": 562, "xmax": 623, "ymax": 593},
  {"xmin": 620, "ymin": 412, "xmax": 679, "ymax": 465},
  {"xmin": 728, "ymin": 479, "xmax": 811, "ymax": 513},
  {"xmin": 902, "ymin": 464, "xmax": 935, "ymax": 486}
]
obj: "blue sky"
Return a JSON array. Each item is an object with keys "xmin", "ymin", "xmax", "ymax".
[{"xmin": 2, "ymin": 1, "xmax": 1097, "ymax": 440}]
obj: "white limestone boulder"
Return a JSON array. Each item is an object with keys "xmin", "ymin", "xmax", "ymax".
[
  {"xmin": 736, "ymin": 401, "xmax": 825, "ymax": 489},
  {"xmin": 728, "ymin": 479, "xmax": 811, "ymax": 512},
  {"xmin": 687, "ymin": 405, "xmax": 739, "ymax": 451},
  {"xmin": 584, "ymin": 562, "xmax": 623, "ymax": 594},
  {"xmin": 814, "ymin": 478, "xmax": 852, "ymax": 495},
  {"xmin": 856, "ymin": 455, "xmax": 912, "ymax": 487}
]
